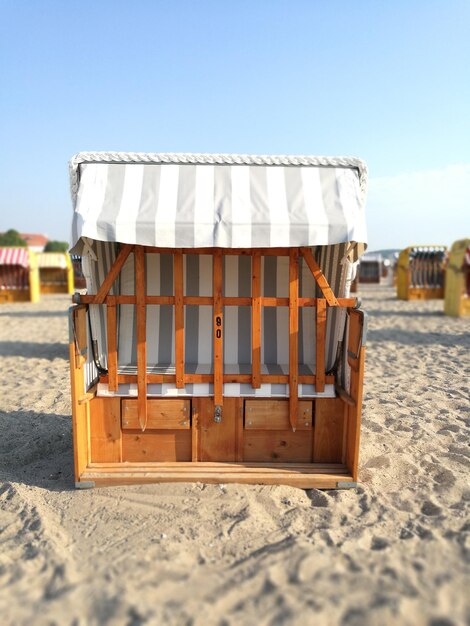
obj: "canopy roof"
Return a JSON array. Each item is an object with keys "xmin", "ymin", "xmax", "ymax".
[
  {"xmin": 69, "ymin": 152, "xmax": 368, "ymax": 255},
  {"xmin": 0, "ymin": 247, "xmax": 29, "ymax": 268},
  {"xmin": 37, "ymin": 252, "xmax": 68, "ymax": 269}
]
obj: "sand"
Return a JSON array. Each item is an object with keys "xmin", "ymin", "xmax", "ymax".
[{"xmin": 0, "ymin": 287, "xmax": 468, "ymax": 626}]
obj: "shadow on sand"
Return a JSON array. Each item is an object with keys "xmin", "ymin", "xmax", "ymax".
[
  {"xmin": 367, "ymin": 309, "xmax": 444, "ymax": 318},
  {"xmin": 368, "ymin": 328, "xmax": 469, "ymax": 347},
  {"xmin": 0, "ymin": 341, "xmax": 68, "ymax": 360},
  {"xmin": 0, "ymin": 409, "xmax": 75, "ymax": 491},
  {"xmin": 0, "ymin": 310, "xmax": 68, "ymax": 318}
]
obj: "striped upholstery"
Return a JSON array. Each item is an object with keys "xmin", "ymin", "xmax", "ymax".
[{"xmin": 82, "ymin": 242, "xmax": 353, "ymax": 397}]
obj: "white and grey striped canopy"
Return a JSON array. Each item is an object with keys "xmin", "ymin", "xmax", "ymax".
[{"xmin": 69, "ymin": 152, "xmax": 368, "ymax": 254}]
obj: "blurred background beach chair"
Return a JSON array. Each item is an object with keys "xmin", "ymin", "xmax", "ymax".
[
  {"xmin": 444, "ymin": 238, "xmax": 470, "ymax": 317},
  {"xmin": 0, "ymin": 247, "xmax": 39, "ymax": 303},
  {"xmin": 397, "ymin": 245, "xmax": 447, "ymax": 300}
]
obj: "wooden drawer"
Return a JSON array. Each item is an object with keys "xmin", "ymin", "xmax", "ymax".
[
  {"xmin": 243, "ymin": 399, "xmax": 313, "ymax": 463},
  {"xmin": 122, "ymin": 431, "xmax": 191, "ymax": 462},
  {"xmin": 122, "ymin": 399, "xmax": 190, "ymax": 430},
  {"xmin": 244, "ymin": 400, "xmax": 313, "ymax": 430}
]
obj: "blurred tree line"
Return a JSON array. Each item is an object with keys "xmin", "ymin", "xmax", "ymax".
[{"xmin": 0, "ymin": 229, "xmax": 68, "ymax": 251}]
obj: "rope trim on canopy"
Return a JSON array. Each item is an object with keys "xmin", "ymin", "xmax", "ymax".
[{"xmin": 69, "ymin": 151, "xmax": 368, "ymax": 208}]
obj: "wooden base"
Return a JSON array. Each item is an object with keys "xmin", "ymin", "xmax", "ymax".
[
  {"xmin": 401, "ymin": 287, "xmax": 444, "ymax": 301},
  {"xmin": 0, "ymin": 289, "xmax": 31, "ymax": 303},
  {"xmin": 79, "ymin": 462, "xmax": 354, "ymax": 489},
  {"xmin": 70, "ymin": 393, "xmax": 363, "ymax": 489},
  {"xmin": 40, "ymin": 283, "xmax": 69, "ymax": 294},
  {"xmin": 69, "ymin": 301, "xmax": 366, "ymax": 490}
]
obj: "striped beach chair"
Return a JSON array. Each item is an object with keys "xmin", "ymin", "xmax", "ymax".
[
  {"xmin": 397, "ymin": 245, "xmax": 447, "ymax": 300},
  {"xmin": 37, "ymin": 252, "xmax": 74, "ymax": 295},
  {"xmin": 68, "ymin": 152, "xmax": 368, "ymax": 489},
  {"xmin": 444, "ymin": 239, "xmax": 470, "ymax": 317},
  {"xmin": 0, "ymin": 247, "xmax": 39, "ymax": 303}
]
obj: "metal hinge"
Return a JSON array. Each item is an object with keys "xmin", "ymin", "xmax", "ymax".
[{"xmin": 214, "ymin": 405, "xmax": 222, "ymax": 423}]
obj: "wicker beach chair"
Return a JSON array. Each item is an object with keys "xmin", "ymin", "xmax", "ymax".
[{"xmin": 68, "ymin": 152, "xmax": 368, "ymax": 489}]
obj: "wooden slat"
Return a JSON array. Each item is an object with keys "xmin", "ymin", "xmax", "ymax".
[
  {"xmin": 213, "ymin": 249, "xmax": 223, "ymax": 407},
  {"xmin": 135, "ymin": 246, "xmax": 147, "ymax": 431},
  {"xmin": 289, "ymin": 249, "xmax": 299, "ymax": 430},
  {"xmin": 122, "ymin": 399, "xmax": 190, "ymax": 430},
  {"xmin": 300, "ymin": 247, "xmax": 339, "ymax": 306},
  {"xmin": 261, "ymin": 297, "xmax": 289, "ymax": 307},
  {"xmin": 91, "ymin": 460, "xmax": 343, "ymax": 470},
  {"xmin": 81, "ymin": 293, "xmax": 356, "ymax": 308},
  {"xmin": 299, "ymin": 297, "xmax": 357, "ymax": 308},
  {"xmin": 93, "ymin": 244, "xmax": 133, "ymax": 304},
  {"xmin": 83, "ymin": 467, "xmax": 352, "ymax": 489},
  {"xmin": 223, "ymin": 296, "xmax": 252, "ymax": 306},
  {"xmin": 184, "ymin": 296, "xmax": 213, "ymax": 306},
  {"xmin": 316, "ymin": 298, "xmax": 327, "ymax": 392},
  {"xmin": 245, "ymin": 400, "xmax": 312, "ymax": 431},
  {"xmin": 174, "ymin": 250, "xmax": 185, "ymax": 388},
  {"xmin": 252, "ymin": 251, "xmax": 261, "ymax": 388},
  {"xmin": 106, "ymin": 303, "xmax": 118, "ymax": 391},
  {"xmin": 313, "ymin": 397, "xmax": 345, "ymax": 463},
  {"xmin": 102, "ymin": 372, "xmax": 335, "ymax": 385}
]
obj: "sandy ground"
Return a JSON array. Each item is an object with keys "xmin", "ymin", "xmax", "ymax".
[{"xmin": 0, "ymin": 287, "xmax": 469, "ymax": 626}]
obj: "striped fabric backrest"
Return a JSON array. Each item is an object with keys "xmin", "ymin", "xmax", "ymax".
[{"xmin": 83, "ymin": 243, "xmax": 352, "ymax": 376}]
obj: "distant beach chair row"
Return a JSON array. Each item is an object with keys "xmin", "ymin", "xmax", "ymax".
[
  {"xmin": 396, "ymin": 241, "xmax": 470, "ymax": 316},
  {"xmin": 351, "ymin": 241, "xmax": 469, "ymax": 317},
  {"xmin": 0, "ymin": 248, "xmax": 75, "ymax": 303}
]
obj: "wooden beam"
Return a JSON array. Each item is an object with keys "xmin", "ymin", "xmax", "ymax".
[
  {"xmin": 213, "ymin": 249, "xmax": 223, "ymax": 408},
  {"xmin": 299, "ymin": 297, "xmax": 357, "ymax": 308},
  {"xmin": 261, "ymin": 297, "xmax": 289, "ymax": 307},
  {"xmin": 93, "ymin": 244, "xmax": 133, "ymax": 304},
  {"xmin": 106, "ymin": 302, "xmax": 118, "ymax": 391},
  {"xmin": 289, "ymin": 249, "xmax": 299, "ymax": 430},
  {"xmin": 316, "ymin": 298, "xmax": 327, "ymax": 392},
  {"xmin": 135, "ymin": 246, "xmax": 148, "ymax": 431},
  {"xmin": 300, "ymin": 247, "xmax": 339, "ymax": 306},
  {"xmin": 102, "ymin": 372, "xmax": 335, "ymax": 385},
  {"xmin": 174, "ymin": 250, "xmax": 185, "ymax": 388},
  {"xmin": 252, "ymin": 251, "xmax": 261, "ymax": 388}
]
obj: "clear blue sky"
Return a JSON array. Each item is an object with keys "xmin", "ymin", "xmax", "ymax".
[{"xmin": 1, "ymin": 0, "xmax": 469, "ymax": 250}]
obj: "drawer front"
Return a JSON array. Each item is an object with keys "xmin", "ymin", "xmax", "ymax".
[
  {"xmin": 244, "ymin": 400, "xmax": 313, "ymax": 430},
  {"xmin": 122, "ymin": 399, "xmax": 190, "ymax": 430}
]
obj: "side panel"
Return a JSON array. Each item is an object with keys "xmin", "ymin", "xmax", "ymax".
[
  {"xmin": 313, "ymin": 397, "xmax": 346, "ymax": 463},
  {"xmin": 345, "ymin": 309, "xmax": 366, "ymax": 480},
  {"xmin": 69, "ymin": 306, "xmax": 90, "ymax": 481},
  {"xmin": 89, "ymin": 397, "xmax": 122, "ymax": 463}
]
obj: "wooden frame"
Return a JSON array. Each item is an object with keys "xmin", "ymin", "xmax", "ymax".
[{"xmin": 70, "ymin": 245, "xmax": 366, "ymax": 489}]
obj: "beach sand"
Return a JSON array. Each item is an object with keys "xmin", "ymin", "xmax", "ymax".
[{"xmin": 0, "ymin": 287, "xmax": 468, "ymax": 626}]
